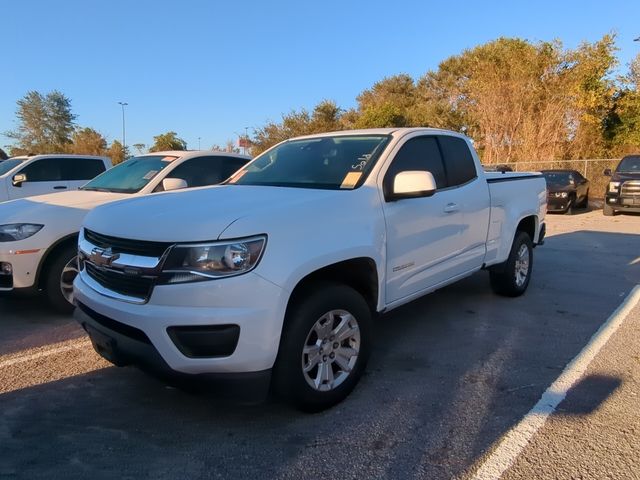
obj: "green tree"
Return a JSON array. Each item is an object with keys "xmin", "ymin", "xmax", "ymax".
[
  {"xmin": 356, "ymin": 74, "xmax": 417, "ymax": 127},
  {"xmin": 149, "ymin": 131, "xmax": 187, "ymax": 152},
  {"xmin": 6, "ymin": 90, "xmax": 76, "ymax": 154},
  {"xmin": 251, "ymin": 100, "xmax": 345, "ymax": 154},
  {"xmin": 108, "ymin": 140, "xmax": 126, "ymax": 165},
  {"xmin": 605, "ymin": 53, "xmax": 640, "ymax": 154},
  {"xmin": 69, "ymin": 127, "xmax": 108, "ymax": 156},
  {"xmin": 133, "ymin": 143, "xmax": 146, "ymax": 155}
]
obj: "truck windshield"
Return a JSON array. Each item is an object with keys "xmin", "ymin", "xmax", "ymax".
[
  {"xmin": 228, "ymin": 135, "xmax": 390, "ymax": 190},
  {"xmin": 617, "ymin": 156, "xmax": 640, "ymax": 173},
  {"xmin": 0, "ymin": 159, "xmax": 23, "ymax": 176},
  {"xmin": 81, "ymin": 155, "xmax": 177, "ymax": 193}
]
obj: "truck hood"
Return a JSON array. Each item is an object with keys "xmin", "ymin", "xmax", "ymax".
[
  {"xmin": 83, "ymin": 185, "xmax": 346, "ymax": 242},
  {"xmin": 0, "ymin": 190, "xmax": 129, "ymax": 224},
  {"xmin": 612, "ymin": 172, "xmax": 640, "ymax": 182}
]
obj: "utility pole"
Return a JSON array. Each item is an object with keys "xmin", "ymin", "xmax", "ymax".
[
  {"xmin": 118, "ymin": 101, "xmax": 128, "ymax": 157},
  {"xmin": 198, "ymin": 137, "xmax": 201, "ymax": 150}
]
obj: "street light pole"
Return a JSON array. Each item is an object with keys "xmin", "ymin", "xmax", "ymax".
[
  {"xmin": 198, "ymin": 137, "xmax": 201, "ymax": 150},
  {"xmin": 118, "ymin": 101, "xmax": 128, "ymax": 157}
]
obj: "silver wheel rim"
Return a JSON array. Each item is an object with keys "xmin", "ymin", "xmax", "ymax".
[
  {"xmin": 514, "ymin": 244, "xmax": 530, "ymax": 287},
  {"xmin": 60, "ymin": 256, "xmax": 79, "ymax": 304},
  {"xmin": 301, "ymin": 309, "xmax": 361, "ymax": 392}
]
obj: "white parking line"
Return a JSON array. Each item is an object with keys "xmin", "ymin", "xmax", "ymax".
[
  {"xmin": 0, "ymin": 338, "xmax": 92, "ymax": 369},
  {"xmin": 471, "ymin": 284, "xmax": 640, "ymax": 480}
]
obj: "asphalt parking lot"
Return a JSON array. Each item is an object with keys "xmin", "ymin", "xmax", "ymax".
[{"xmin": 1, "ymin": 209, "xmax": 639, "ymax": 480}]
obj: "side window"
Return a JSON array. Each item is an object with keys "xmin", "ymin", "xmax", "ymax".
[
  {"xmin": 19, "ymin": 158, "xmax": 63, "ymax": 182},
  {"xmin": 61, "ymin": 158, "xmax": 107, "ymax": 181},
  {"xmin": 219, "ymin": 157, "xmax": 249, "ymax": 181},
  {"xmin": 384, "ymin": 136, "xmax": 447, "ymax": 195},
  {"xmin": 165, "ymin": 156, "xmax": 232, "ymax": 190},
  {"xmin": 437, "ymin": 135, "xmax": 477, "ymax": 187}
]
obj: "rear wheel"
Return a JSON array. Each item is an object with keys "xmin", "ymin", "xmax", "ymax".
[
  {"xmin": 44, "ymin": 245, "xmax": 78, "ymax": 314},
  {"xmin": 489, "ymin": 231, "xmax": 533, "ymax": 297},
  {"xmin": 603, "ymin": 203, "xmax": 615, "ymax": 216},
  {"xmin": 273, "ymin": 283, "xmax": 372, "ymax": 412}
]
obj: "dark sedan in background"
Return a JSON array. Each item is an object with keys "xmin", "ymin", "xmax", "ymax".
[{"xmin": 541, "ymin": 169, "xmax": 590, "ymax": 214}]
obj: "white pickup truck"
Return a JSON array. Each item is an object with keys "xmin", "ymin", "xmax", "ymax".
[
  {"xmin": 74, "ymin": 128, "xmax": 546, "ymax": 411},
  {"xmin": 0, "ymin": 151, "xmax": 250, "ymax": 312}
]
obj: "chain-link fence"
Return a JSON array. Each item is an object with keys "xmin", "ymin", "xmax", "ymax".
[{"xmin": 497, "ymin": 159, "xmax": 620, "ymax": 199}]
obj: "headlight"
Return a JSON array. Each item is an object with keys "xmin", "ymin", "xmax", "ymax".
[
  {"xmin": 158, "ymin": 235, "xmax": 267, "ymax": 284},
  {"xmin": 0, "ymin": 224, "xmax": 44, "ymax": 242},
  {"xmin": 608, "ymin": 181, "xmax": 621, "ymax": 192},
  {"xmin": 551, "ymin": 192, "xmax": 568, "ymax": 198}
]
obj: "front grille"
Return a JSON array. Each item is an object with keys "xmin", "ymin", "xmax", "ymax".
[
  {"xmin": 621, "ymin": 181, "xmax": 640, "ymax": 197},
  {"xmin": 84, "ymin": 229, "xmax": 173, "ymax": 257},
  {"xmin": 85, "ymin": 262, "xmax": 154, "ymax": 300}
]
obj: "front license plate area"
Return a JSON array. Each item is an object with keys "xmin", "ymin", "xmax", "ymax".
[{"xmin": 85, "ymin": 324, "xmax": 125, "ymax": 366}]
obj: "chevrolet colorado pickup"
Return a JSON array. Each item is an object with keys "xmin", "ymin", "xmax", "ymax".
[
  {"xmin": 0, "ymin": 151, "xmax": 249, "ymax": 312},
  {"xmin": 74, "ymin": 128, "xmax": 547, "ymax": 411}
]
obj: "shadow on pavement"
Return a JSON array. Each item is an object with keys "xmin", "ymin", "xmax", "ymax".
[{"xmin": 556, "ymin": 374, "xmax": 622, "ymax": 416}]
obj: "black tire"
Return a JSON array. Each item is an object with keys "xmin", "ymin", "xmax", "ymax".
[
  {"xmin": 565, "ymin": 196, "xmax": 575, "ymax": 215},
  {"xmin": 273, "ymin": 283, "xmax": 372, "ymax": 412},
  {"xmin": 489, "ymin": 231, "xmax": 533, "ymax": 297},
  {"xmin": 579, "ymin": 191, "xmax": 589, "ymax": 208},
  {"xmin": 603, "ymin": 203, "xmax": 615, "ymax": 216},
  {"xmin": 44, "ymin": 245, "xmax": 78, "ymax": 314}
]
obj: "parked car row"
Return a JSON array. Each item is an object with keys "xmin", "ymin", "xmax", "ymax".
[
  {"xmin": 0, "ymin": 151, "xmax": 250, "ymax": 312},
  {"xmin": 486, "ymin": 155, "xmax": 640, "ymax": 217}
]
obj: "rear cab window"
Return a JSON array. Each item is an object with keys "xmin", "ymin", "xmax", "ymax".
[{"xmin": 437, "ymin": 135, "xmax": 478, "ymax": 187}]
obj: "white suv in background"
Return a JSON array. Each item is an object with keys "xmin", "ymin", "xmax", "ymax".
[
  {"xmin": 0, "ymin": 154, "xmax": 112, "ymax": 202},
  {"xmin": 0, "ymin": 151, "xmax": 250, "ymax": 312}
]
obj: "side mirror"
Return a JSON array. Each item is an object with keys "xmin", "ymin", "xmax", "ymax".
[
  {"xmin": 12, "ymin": 173, "xmax": 27, "ymax": 187},
  {"xmin": 162, "ymin": 178, "xmax": 188, "ymax": 192},
  {"xmin": 389, "ymin": 171, "xmax": 437, "ymax": 201},
  {"xmin": 603, "ymin": 168, "xmax": 612, "ymax": 176}
]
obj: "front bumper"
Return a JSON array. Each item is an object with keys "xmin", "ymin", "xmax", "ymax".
[
  {"xmin": 75, "ymin": 302, "xmax": 272, "ymax": 401},
  {"xmin": 605, "ymin": 194, "xmax": 640, "ymax": 213},
  {"xmin": 73, "ymin": 270, "xmax": 289, "ymax": 375},
  {"xmin": 0, "ymin": 249, "xmax": 42, "ymax": 291},
  {"xmin": 546, "ymin": 196, "xmax": 571, "ymax": 212}
]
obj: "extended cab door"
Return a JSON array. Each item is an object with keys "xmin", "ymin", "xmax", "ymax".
[
  {"xmin": 381, "ymin": 134, "xmax": 489, "ymax": 304},
  {"xmin": 8, "ymin": 158, "xmax": 69, "ymax": 199}
]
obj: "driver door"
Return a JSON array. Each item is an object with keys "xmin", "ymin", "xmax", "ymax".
[{"xmin": 382, "ymin": 135, "xmax": 467, "ymax": 304}]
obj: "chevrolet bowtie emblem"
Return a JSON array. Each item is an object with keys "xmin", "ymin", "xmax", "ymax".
[{"xmin": 89, "ymin": 247, "xmax": 120, "ymax": 267}]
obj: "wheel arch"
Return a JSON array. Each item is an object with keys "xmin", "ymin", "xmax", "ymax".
[
  {"xmin": 36, "ymin": 232, "xmax": 79, "ymax": 290},
  {"xmin": 284, "ymin": 257, "xmax": 379, "ymax": 321}
]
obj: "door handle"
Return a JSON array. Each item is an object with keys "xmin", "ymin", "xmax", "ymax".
[
  {"xmin": 443, "ymin": 203, "xmax": 459, "ymax": 213},
  {"xmin": 53, "ymin": 186, "xmax": 67, "ymax": 190}
]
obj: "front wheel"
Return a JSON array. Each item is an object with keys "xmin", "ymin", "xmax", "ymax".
[
  {"xmin": 44, "ymin": 245, "xmax": 78, "ymax": 314},
  {"xmin": 273, "ymin": 283, "xmax": 372, "ymax": 412},
  {"xmin": 603, "ymin": 203, "xmax": 615, "ymax": 216},
  {"xmin": 489, "ymin": 231, "xmax": 533, "ymax": 297}
]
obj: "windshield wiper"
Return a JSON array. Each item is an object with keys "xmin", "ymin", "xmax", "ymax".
[{"xmin": 81, "ymin": 187, "xmax": 112, "ymax": 192}]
